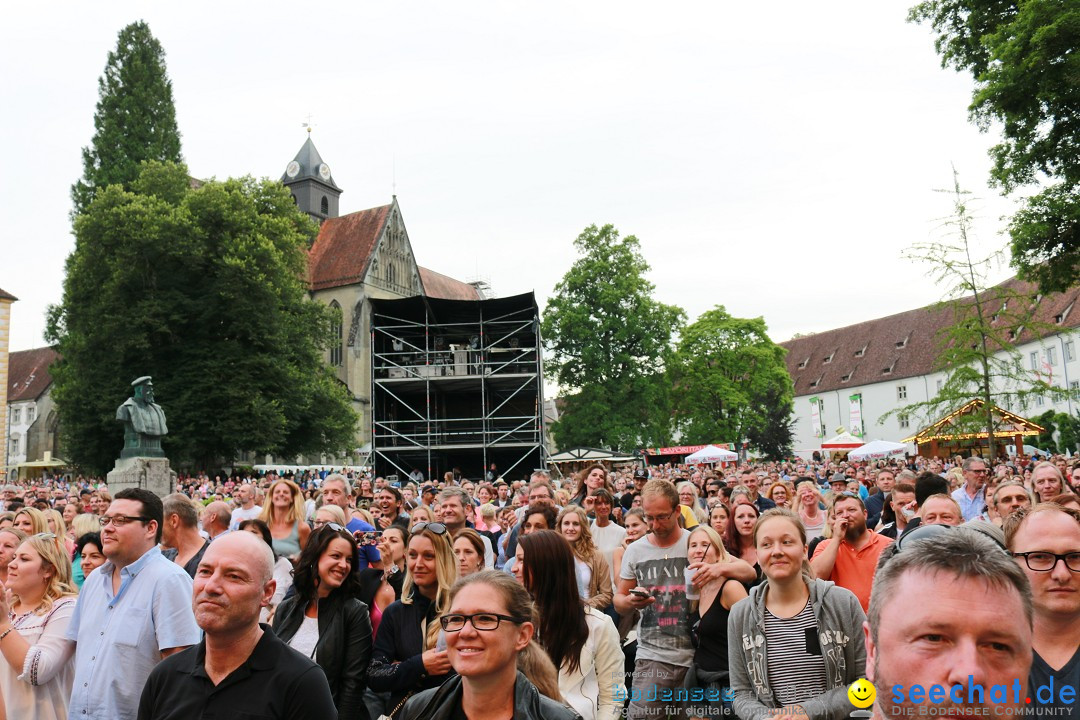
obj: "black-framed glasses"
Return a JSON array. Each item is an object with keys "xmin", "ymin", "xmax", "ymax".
[
  {"xmin": 99, "ymin": 514, "xmax": 150, "ymax": 528},
  {"xmin": 1010, "ymin": 551, "xmax": 1080, "ymax": 572},
  {"xmin": 440, "ymin": 612, "xmax": 529, "ymax": 632},
  {"xmin": 411, "ymin": 522, "xmax": 447, "ymax": 536},
  {"xmin": 642, "ymin": 509, "xmax": 679, "ymax": 523}
]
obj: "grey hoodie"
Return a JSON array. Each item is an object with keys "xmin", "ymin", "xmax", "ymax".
[{"xmin": 726, "ymin": 578, "xmax": 866, "ymax": 720}]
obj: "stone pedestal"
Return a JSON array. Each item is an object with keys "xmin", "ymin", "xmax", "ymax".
[{"xmin": 106, "ymin": 456, "xmax": 176, "ymax": 499}]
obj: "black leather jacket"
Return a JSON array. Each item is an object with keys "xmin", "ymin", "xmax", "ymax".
[
  {"xmin": 368, "ymin": 593, "xmax": 453, "ymax": 712},
  {"xmin": 272, "ymin": 591, "xmax": 373, "ymax": 720},
  {"xmin": 400, "ymin": 672, "xmax": 582, "ymax": 720}
]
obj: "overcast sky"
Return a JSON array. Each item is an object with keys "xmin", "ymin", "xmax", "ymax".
[{"xmin": 1, "ymin": 1, "xmax": 1019, "ymax": 354}]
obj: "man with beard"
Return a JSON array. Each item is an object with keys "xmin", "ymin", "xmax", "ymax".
[
  {"xmin": 810, "ymin": 494, "xmax": 892, "ymax": 612},
  {"xmin": 864, "ymin": 528, "xmax": 1033, "ymax": 720},
  {"xmin": 1004, "ymin": 504, "xmax": 1080, "ymax": 714}
]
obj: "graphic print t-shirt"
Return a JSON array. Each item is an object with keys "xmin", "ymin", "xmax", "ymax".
[{"xmin": 620, "ymin": 529, "xmax": 693, "ymax": 667}]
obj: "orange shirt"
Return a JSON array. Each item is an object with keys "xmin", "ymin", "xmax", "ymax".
[{"xmin": 811, "ymin": 531, "xmax": 893, "ymax": 612}]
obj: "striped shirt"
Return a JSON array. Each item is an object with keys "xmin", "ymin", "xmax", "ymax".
[{"xmin": 763, "ymin": 599, "xmax": 827, "ymax": 707}]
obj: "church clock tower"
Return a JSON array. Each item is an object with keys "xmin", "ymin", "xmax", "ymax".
[{"xmin": 282, "ymin": 134, "xmax": 342, "ymax": 223}]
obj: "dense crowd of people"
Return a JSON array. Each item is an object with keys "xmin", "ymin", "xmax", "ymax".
[{"xmin": 0, "ymin": 451, "xmax": 1076, "ymax": 719}]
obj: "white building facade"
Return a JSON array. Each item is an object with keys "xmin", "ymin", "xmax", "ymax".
[{"xmin": 781, "ymin": 278, "xmax": 1080, "ymax": 456}]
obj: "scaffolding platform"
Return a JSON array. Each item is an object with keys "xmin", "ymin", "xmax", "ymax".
[{"xmin": 370, "ymin": 292, "xmax": 546, "ymax": 483}]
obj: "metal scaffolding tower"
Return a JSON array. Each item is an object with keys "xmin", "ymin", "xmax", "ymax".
[{"xmin": 370, "ymin": 292, "xmax": 546, "ymax": 482}]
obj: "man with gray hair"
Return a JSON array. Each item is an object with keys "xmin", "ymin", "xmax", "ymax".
[
  {"xmin": 161, "ymin": 493, "xmax": 210, "ymax": 579},
  {"xmin": 229, "ymin": 483, "xmax": 262, "ymax": 530},
  {"xmin": 951, "ymin": 456, "xmax": 989, "ymax": 522},
  {"xmin": 864, "ymin": 526, "xmax": 1034, "ymax": 719},
  {"xmin": 201, "ymin": 501, "xmax": 232, "ymax": 541},
  {"xmin": 323, "ymin": 473, "xmax": 380, "ymax": 568},
  {"xmin": 137, "ymin": 532, "xmax": 336, "ymax": 719},
  {"xmin": 438, "ymin": 486, "xmax": 494, "ymax": 567}
]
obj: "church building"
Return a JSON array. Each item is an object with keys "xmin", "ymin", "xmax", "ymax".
[{"xmin": 279, "ymin": 135, "xmax": 482, "ymax": 464}]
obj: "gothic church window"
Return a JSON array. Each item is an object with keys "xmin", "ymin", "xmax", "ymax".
[
  {"xmin": 321, "ymin": 196, "xmax": 329, "ymax": 215},
  {"xmin": 329, "ymin": 301, "xmax": 343, "ymax": 367}
]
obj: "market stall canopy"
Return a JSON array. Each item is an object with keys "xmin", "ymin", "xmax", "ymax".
[
  {"xmin": 548, "ymin": 447, "xmax": 636, "ymax": 463},
  {"xmin": 685, "ymin": 445, "xmax": 739, "ymax": 463},
  {"xmin": 847, "ymin": 439, "xmax": 909, "ymax": 461},
  {"xmin": 821, "ymin": 431, "xmax": 864, "ymax": 449},
  {"xmin": 902, "ymin": 399, "xmax": 1044, "ymax": 445}
]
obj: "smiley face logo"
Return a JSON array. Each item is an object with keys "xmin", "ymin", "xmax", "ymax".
[{"xmin": 848, "ymin": 679, "xmax": 876, "ymax": 709}]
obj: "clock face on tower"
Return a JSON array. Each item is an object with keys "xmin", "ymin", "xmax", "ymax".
[
  {"xmin": 318, "ymin": 163, "xmax": 331, "ymax": 181},
  {"xmin": 286, "ymin": 161, "xmax": 300, "ymax": 178}
]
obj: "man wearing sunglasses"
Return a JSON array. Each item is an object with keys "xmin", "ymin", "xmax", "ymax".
[
  {"xmin": 951, "ymin": 457, "xmax": 988, "ymax": 522},
  {"xmin": 1004, "ymin": 504, "xmax": 1080, "ymax": 713}
]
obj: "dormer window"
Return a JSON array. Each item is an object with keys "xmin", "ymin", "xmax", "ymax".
[
  {"xmin": 797, "ymin": 357, "xmax": 809, "ymax": 370},
  {"xmin": 823, "ymin": 351, "xmax": 835, "ymax": 365},
  {"xmin": 854, "ymin": 344, "xmax": 867, "ymax": 357},
  {"xmin": 840, "ymin": 372, "xmax": 852, "ymax": 382},
  {"xmin": 895, "ymin": 337, "xmax": 908, "ymax": 349}
]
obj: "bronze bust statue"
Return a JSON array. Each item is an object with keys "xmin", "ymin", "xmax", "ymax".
[{"xmin": 117, "ymin": 376, "xmax": 168, "ymax": 458}]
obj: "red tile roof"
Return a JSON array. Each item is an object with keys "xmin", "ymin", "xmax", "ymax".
[
  {"xmin": 0, "ymin": 286, "xmax": 17, "ymax": 302},
  {"xmin": 308, "ymin": 205, "xmax": 391, "ymax": 291},
  {"xmin": 419, "ymin": 267, "xmax": 481, "ymax": 301},
  {"xmin": 8, "ymin": 347, "xmax": 58, "ymax": 402},
  {"xmin": 780, "ymin": 277, "xmax": 1080, "ymax": 397}
]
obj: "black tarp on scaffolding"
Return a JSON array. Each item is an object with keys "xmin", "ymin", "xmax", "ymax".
[{"xmin": 369, "ymin": 292, "xmax": 545, "ymax": 483}]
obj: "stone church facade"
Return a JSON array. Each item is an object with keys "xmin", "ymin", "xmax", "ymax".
[{"xmin": 272, "ymin": 136, "xmax": 481, "ymax": 465}]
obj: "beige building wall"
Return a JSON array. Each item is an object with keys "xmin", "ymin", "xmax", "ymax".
[{"xmin": 0, "ymin": 296, "xmax": 13, "ymax": 480}]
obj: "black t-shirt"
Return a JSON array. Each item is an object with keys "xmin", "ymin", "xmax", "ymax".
[
  {"xmin": 620, "ymin": 491, "xmax": 638, "ymax": 511},
  {"xmin": 1029, "ymin": 647, "xmax": 1080, "ymax": 713},
  {"xmin": 137, "ymin": 624, "xmax": 337, "ymax": 720}
]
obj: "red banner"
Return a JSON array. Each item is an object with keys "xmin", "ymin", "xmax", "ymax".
[{"xmin": 642, "ymin": 444, "xmax": 734, "ymax": 456}]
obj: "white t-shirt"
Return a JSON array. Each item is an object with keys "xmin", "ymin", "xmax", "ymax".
[
  {"xmin": 229, "ymin": 505, "xmax": 263, "ymax": 530},
  {"xmin": 288, "ymin": 614, "xmax": 320, "ymax": 659}
]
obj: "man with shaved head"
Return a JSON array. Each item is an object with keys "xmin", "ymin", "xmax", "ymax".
[{"xmin": 137, "ymin": 532, "xmax": 336, "ymax": 719}]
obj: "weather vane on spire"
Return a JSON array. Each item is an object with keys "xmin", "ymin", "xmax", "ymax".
[{"xmin": 302, "ymin": 113, "xmax": 316, "ymax": 134}]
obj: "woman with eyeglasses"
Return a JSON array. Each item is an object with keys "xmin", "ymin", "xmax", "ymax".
[
  {"xmin": 518, "ymin": 530, "xmax": 623, "ymax": 720},
  {"xmin": 728, "ymin": 508, "xmax": 866, "ymax": 720},
  {"xmin": 400, "ymin": 570, "xmax": 580, "ymax": 720},
  {"xmin": 272, "ymin": 523, "xmax": 374, "ymax": 720},
  {"xmin": 369, "ymin": 522, "xmax": 459, "ymax": 717},
  {"xmin": 0, "ymin": 533, "xmax": 78, "ymax": 720},
  {"xmin": 257, "ymin": 478, "xmax": 310, "ymax": 560}
]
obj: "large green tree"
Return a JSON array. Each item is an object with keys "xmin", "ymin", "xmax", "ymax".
[
  {"xmin": 672, "ymin": 307, "xmax": 794, "ymax": 458},
  {"xmin": 542, "ymin": 224, "xmax": 685, "ymax": 451},
  {"xmin": 47, "ymin": 162, "xmax": 357, "ymax": 473},
  {"xmin": 908, "ymin": 0, "xmax": 1080, "ymax": 292},
  {"xmin": 71, "ymin": 21, "xmax": 183, "ymax": 215}
]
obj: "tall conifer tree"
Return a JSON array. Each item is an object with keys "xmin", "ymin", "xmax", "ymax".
[{"xmin": 71, "ymin": 21, "xmax": 182, "ymax": 215}]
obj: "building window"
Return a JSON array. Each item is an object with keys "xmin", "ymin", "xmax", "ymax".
[
  {"xmin": 899, "ymin": 414, "xmax": 910, "ymax": 429},
  {"xmin": 320, "ymin": 196, "xmax": 329, "ymax": 215},
  {"xmin": 1065, "ymin": 341, "xmax": 1075, "ymax": 363},
  {"xmin": 897, "ymin": 385, "xmax": 907, "ymax": 401},
  {"xmin": 329, "ymin": 301, "xmax": 343, "ymax": 367},
  {"xmin": 26, "ymin": 407, "xmax": 35, "ymax": 423},
  {"xmin": 936, "ymin": 379, "xmax": 943, "ymax": 394},
  {"xmin": 1036, "ymin": 394, "xmax": 1045, "ymax": 407},
  {"xmin": 1071, "ymin": 380, "xmax": 1079, "ymax": 392},
  {"xmin": 1046, "ymin": 347, "xmax": 1058, "ymax": 366},
  {"xmin": 1030, "ymin": 351, "xmax": 1039, "ymax": 370},
  {"xmin": 9, "ymin": 437, "xmax": 18, "ymax": 455},
  {"xmin": 10, "ymin": 408, "xmax": 19, "ymax": 424}
]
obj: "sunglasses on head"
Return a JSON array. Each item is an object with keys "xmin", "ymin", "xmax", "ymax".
[{"xmin": 411, "ymin": 522, "xmax": 448, "ymax": 536}]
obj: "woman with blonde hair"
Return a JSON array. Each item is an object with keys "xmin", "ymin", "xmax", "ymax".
[
  {"xmin": 43, "ymin": 509, "xmax": 75, "ymax": 558},
  {"xmin": 677, "ymin": 482, "xmax": 709, "ymax": 525},
  {"xmin": 257, "ymin": 478, "xmax": 310, "ymax": 559},
  {"xmin": 408, "ymin": 506, "xmax": 435, "ymax": 529},
  {"xmin": 685, "ymin": 525, "xmax": 747, "ymax": 710},
  {"xmin": 556, "ymin": 505, "xmax": 613, "ymax": 609},
  {"xmin": 795, "ymin": 481, "xmax": 826, "ymax": 540},
  {"xmin": 0, "ymin": 528, "xmax": 27, "ymax": 587},
  {"xmin": 13, "ymin": 507, "xmax": 48, "ymax": 536},
  {"xmin": 0, "ymin": 533, "xmax": 78, "ymax": 720},
  {"xmin": 369, "ymin": 522, "xmax": 459, "ymax": 715},
  {"xmin": 312, "ymin": 503, "xmax": 349, "ymax": 530}
]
